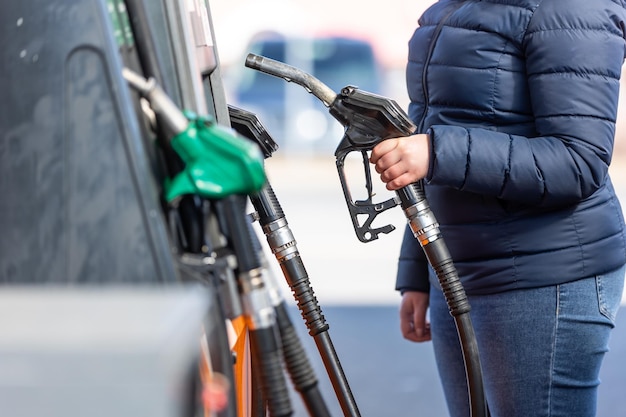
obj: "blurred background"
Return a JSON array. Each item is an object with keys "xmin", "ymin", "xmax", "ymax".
[
  {"xmin": 211, "ymin": 0, "xmax": 626, "ymax": 152},
  {"xmin": 206, "ymin": 1, "xmax": 626, "ymax": 416},
  {"xmin": 213, "ymin": 0, "xmax": 427, "ymax": 154}
]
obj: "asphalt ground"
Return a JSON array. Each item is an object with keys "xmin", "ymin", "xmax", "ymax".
[{"xmin": 258, "ymin": 152, "xmax": 626, "ymax": 416}]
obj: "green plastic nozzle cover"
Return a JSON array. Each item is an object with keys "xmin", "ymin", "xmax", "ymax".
[{"xmin": 164, "ymin": 113, "xmax": 266, "ymax": 202}]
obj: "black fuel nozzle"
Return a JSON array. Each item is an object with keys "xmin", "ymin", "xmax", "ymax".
[
  {"xmin": 228, "ymin": 104, "xmax": 279, "ymax": 159},
  {"xmin": 245, "ymin": 53, "xmax": 417, "ymax": 242}
]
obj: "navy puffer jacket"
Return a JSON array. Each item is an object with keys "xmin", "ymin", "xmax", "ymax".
[{"xmin": 397, "ymin": 0, "xmax": 626, "ymax": 295}]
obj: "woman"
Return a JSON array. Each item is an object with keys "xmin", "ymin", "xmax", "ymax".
[{"xmin": 370, "ymin": 1, "xmax": 626, "ymax": 416}]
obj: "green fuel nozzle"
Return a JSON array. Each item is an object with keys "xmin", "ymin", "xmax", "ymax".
[
  {"xmin": 166, "ymin": 112, "xmax": 267, "ymax": 202},
  {"xmin": 122, "ymin": 68, "xmax": 266, "ymax": 202}
]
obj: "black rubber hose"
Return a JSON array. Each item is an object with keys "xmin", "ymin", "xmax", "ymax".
[
  {"xmin": 220, "ymin": 195, "xmax": 261, "ymax": 272},
  {"xmin": 250, "ymin": 184, "xmax": 361, "ymax": 417},
  {"xmin": 249, "ymin": 186, "xmax": 329, "ymax": 336},
  {"xmin": 219, "ymin": 195, "xmax": 293, "ymax": 417},
  {"xmin": 274, "ymin": 302, "xmax": 333, "ymax": 417},
  {"xmin": 252, "ymin": 182, "xmax": 284, "ymax": 223},
  {"xmin": 249, "ymin": 326, "xmax": 293, "ymax": 417},
  {"xmin": 397, "ymin": 183, "xmax": 488, "ymax": 417},
  {"xmin": 247, "ymin": 186, "xmax": 333, "ymax": 416}
]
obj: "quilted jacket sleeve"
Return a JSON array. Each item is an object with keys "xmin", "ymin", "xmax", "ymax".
[{"xmin": 426, "ymin": 0, "xmax": 626, "ymax": 207}]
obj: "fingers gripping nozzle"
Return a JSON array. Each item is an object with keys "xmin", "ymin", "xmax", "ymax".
[{"xmin": 331, "ymin": 86, "xmax": 417, "ymax": 241}]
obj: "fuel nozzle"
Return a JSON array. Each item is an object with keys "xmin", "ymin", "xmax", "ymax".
[
  {"xmin": 122, "ymin": 68, "xmax": 266, "ymax": 203},
  {"xmin": 245, "ymin": 53, "xmax": 416, "ymax": 242}
]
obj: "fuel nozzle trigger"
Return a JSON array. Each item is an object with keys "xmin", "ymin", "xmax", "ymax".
[{"xmin": 331, "ymin": 86, "xmax": 417, "ymax": 242}]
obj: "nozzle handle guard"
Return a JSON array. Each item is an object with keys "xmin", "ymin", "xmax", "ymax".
[{"xmin": 331, "ymin": 86, "xmax": 416, "ymax": 242}]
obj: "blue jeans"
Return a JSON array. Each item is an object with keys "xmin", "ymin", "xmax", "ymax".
[{"xmin": 429, "ymin": 265, "xmax": 625, "ymax": 417}]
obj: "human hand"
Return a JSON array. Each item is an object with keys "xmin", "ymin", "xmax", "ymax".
[
  {"xmin": 399, "ymin": 291, "xmax": 431, "ymax": 343},
  {"xmin": 369, "ymin": 134, "xmax": 430, "ymax": 190}
]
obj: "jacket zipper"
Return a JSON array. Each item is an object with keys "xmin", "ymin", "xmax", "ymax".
[{"xmin": 417, "ymin": 1, "xmax": 466, "ymax": 132}]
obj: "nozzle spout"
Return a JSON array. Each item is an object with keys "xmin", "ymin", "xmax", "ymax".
[
  {"xmin": 245, "ymin": 53, "xmax": 337, "ymax": 107},
  {"xmin": 122, "ymin": 68, "xmax": 189, "ymax": 136}
]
